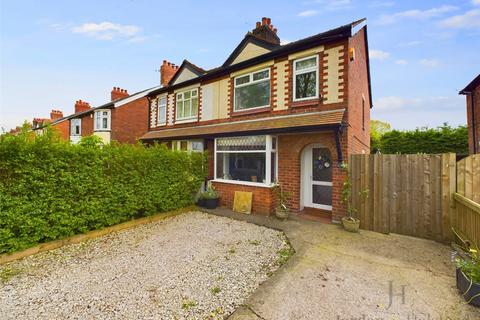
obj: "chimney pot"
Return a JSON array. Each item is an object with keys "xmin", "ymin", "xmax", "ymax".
[
  {"xmin": 256, "ymin": 21, "xmax": 261, "ymax": 28},
  {"xmin": 262, "ymin": 17, "xmax": 267, "ymax": 25},
  {"xmin": 266, "ymin": 18, "xmax": 271, "ymax": 25}
]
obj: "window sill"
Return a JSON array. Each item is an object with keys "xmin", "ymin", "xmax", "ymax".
[
  {"xmin": 175, "ymin": 118, "xmax": 197, "ymax": 124},
  {"xmin": 231, "ymin": 106, "xmax": 271, "ymax": 117},
  {"xmin": 94, "ymin": 129, "xmax": 111, "ymax": 132},
  {"xmin": 291, "ymin": 98, "xmax": 321, "ymax": 108},
  {"xmin": 211, "ymin": 179, "xmax": 274, "ymax": 188}
]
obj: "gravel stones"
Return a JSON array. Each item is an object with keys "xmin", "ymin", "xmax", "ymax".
[{"xmin": 0, "ymin": 212, "xmax": 291, "ymax": 319}]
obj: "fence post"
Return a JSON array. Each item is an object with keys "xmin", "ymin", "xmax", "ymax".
[{"xmin": 441, "ymin": 153, "xmax": 456, "ymax": 242}]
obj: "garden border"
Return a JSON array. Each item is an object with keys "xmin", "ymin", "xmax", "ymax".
[{"xmin": 0, "ymin": 206, "xmax": 195, "ymax": 265}]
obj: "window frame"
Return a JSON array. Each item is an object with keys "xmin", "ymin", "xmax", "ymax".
[
  {"xmin": 70, "ymin": 118, "xmax": 81, "ymax": 136},
  {"xmin": 94, "ymin": 109, "xmax": 111, "ymax": 131},
  {"xmin": 157, "ymin": 95, "xmax": 167, "ymax": 126},
  {"xmin": 213, "ymin": 135, "xmax": 277, "ymax": 187},
  {"xmin": 293, "ymin": 55, "xmax": 319, "ymax": 102},
  {"xmin": 175, "ymin": 88, "xmax": 198, "ymax": 123},
  {"xmin": 233, "ymin": 68, "xmax": 271, "ymax": 112}
]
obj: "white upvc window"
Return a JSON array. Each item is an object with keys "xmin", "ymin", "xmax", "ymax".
[
  {"xmin": 176, "ymin": 89, "xmax": 198, "ymax": 122},
  {"xmin": 214, "ymin": 135, "xmax": 277, "ymax": 187},
  {"xmin": 234, "ymin": 68, "xmax": 270, "ymax": 112},
  {"xmin": 293, "ymin": 55, "xmax": 319, "ymax": 101},
  {"xmin": 171, "ymin": 140, "xmax": 204, "ymax": 153},
  {"xmin": 157, "ymin": 96, "xmax": 167, "ymax": 126},
  {"xmin": 70, "ymin": 118, "xmax": 81, "ymax": 136},
  {"xmin": 94, "ymin": 109, "xmax": 111, "ymax": 131}
]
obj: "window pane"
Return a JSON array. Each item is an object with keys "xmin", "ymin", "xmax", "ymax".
[
  {"xmin": 312, "ymin": 185, "xmax": 332, "ymax": 206},
  {"xmin": 102, "ymin": 118, "xmax": 108, "ymax": 129},
  {"xmin": 253, "ymin": 70, "xmax": 269, "ymax": 81},
  {"xmin": 191, "ymin": 90, "xmax": 197, "ymax": 97},
  {"xmin": 216, "ymin": 152, "xmax": 266, "ymax": 183},
  {"xmin": 177, "ymin": 93, "xmax": 183, "ymax": 100},
  {"xmin": 102, "ymin": 111, "xmax": 108, "ymax": 116},
  {"xmin": 312, "ymin": 148, "xmax": 332, "ymax": 182},
  {"xmin": 159, "ymin": 96, "xmax": 167, "ymax": 106},
  {"xmin": 216, "ymin": 136, "xmax": 266, "ymax": 151},
  {"xmin": 177, "ymin": 101, "xmax": 184, "ymax": 118},
  {"xmin": 234, "ymin": 81, "xmax": 270, "ymax": 110},
  {"xmin": 158, "ymin": 106, "xmax": 166, "ymax": 123},
  {"xmin": 235, "ymin": 75, "xmax": 250, "ymax": 86},
  {"xmin": 271, "ymin": 152, "xmax": 277, "ymax": 183},
  {"xmin": 191, "ymin": 97, "xmax": 198, "ymax": 116},
  {"xmin": 180, "ymin": 141, "xmax": 188, "ymax": 151},
  {"xmin": 75, "ymin": 125, "xmax": 80, "ymax": 135},
  {"xmin": 184, "ymin": 91, "xmax": 191, "ymax": 99},
  {"xmin": 295, "ymin": 71, "xmax": 317, "ymax": 99},
  {"xmin": 295, "ymin": 57, "xmax": 317, "ymax": 70},
  {"xmin": 183, "ymin": 100, "xmax": 191, "ymax": 118}
]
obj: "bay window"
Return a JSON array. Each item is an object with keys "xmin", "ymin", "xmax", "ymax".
[
  {"xmin": 215, "ymin": 135, "xmax": 277, "ymax": 186},
  {"xmin": 234, "ymin": 68, "xmax": 270, "ymax": 111},
  {"xmin": 157, "ymin": 96, "xmax": 167, "ymax": 125},
  {"xmin": 293, "ymin": 55, "xmax": 318, "ymax": 101},
  {"xmin": 94, "ymin": 110, "xmax": 111, "ymax": 131},
  {"xmin": 176, "ymin": 89, "xmax": 198, "ymax": 121}
]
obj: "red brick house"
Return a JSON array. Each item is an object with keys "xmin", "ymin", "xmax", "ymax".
[
  {"xmin": 460, "ymin": 74, "xmax": 480, "ymax": 154},
  {"xmin": 32, "ymin": 110, "xmax": 69, "ymax": 139},
  {"xmin": 141, "ymin": 18, "xmax": 372, "ymax": 221},
  {"xmin": 33, "ymin": 86, "xmax": 159, "ymax": 144}
]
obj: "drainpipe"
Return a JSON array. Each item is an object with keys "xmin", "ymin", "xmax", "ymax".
[{"xmin": 334, "ymin": 125, "xmax": 344, "ymax": 164}]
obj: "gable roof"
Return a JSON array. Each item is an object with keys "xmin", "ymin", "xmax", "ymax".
[
  {"xmin": 459, "ymin": 74, "xmax": 480, "ymax": 94},
  {"xmin": 148, "ymin": 19, "xmax": 365, "ymax": 98},
  {"xmin": 169, "ymin": 60, "xmax": 206, "ymax": 85},
  {"xmin": 223, "ymin": 34, "xmax": 280, "ymax": 66}
]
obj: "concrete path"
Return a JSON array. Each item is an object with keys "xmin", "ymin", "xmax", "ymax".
[{"xmin": 206, "ymin": 209, "xmax": 479, "ymax": 320}]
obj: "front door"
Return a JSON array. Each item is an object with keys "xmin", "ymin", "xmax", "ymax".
[{"xmin": 302, "ymin": 145, "xmax": 333, "ymax": 210}]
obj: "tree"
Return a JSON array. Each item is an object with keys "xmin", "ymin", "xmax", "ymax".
[{"xmin": 370, "ymin": 120, "xmax": 391, "ymax": 153}]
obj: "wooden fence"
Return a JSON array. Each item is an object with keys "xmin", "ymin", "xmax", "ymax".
[
  {"xmin": 350, "ymin": 153, "xmax": 456, "ymax": 243},
  {"xmin": 453, "ymin": 154, "xmax": 480, "ymax": 247}
]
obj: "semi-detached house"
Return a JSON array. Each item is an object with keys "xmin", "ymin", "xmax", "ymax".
[{"xmin": 141, "ymin": 17, "xmax": 373, "ymax": 221}]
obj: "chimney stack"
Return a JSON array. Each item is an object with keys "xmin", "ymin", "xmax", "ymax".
[
  {"xmin": 50, "ymin": 109, "xmax": 64, "ymax": 120},
  {"xmin": 111, "ymin": 87, "xmax": 129, "ymax": 101},
  {"xmin": 160, "ymin": 60, "xmax": 179, "ymax": 86},
  {"xmin": 252, "ymin": 17, "xmax": 280, "ymax": 45},
  {"xmin": 74, "ymin": 100, "xmax": 91, "ymax": 113}
]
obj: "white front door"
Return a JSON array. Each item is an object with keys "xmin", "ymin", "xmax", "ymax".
[{"xmin": 302, "ymin": 145, "xmax": 333, "ymax": 210}]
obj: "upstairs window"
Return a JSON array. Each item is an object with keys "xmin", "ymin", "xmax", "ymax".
[
  {"xmin": 94, "ymin": 110, "xmax": 111, "ymax": 131},
  {"xmin": 176, "ymin": 89, "xmax": 198, "ymax": 121},
  {"xmin": 157, "ymin": 96, "xmax": 167, "ymax": 125},
  {"xmin": 293, "ymin": 55, "xmax": 318, "ymax": 101},
  {"xmin": 70, "ymin": 118, "xmax": 81, "ymax": 136},
  {"xmin": 234, "ymin": 68, "xmax": 270, "ymax": 111}
]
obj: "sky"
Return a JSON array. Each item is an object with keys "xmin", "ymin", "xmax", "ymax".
[{"xmin": 1, "ymin": 0, "xmax": 479, "ymax": 131}]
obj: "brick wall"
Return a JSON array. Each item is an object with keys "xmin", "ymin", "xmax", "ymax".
[
  {"xmin": 111, "ymin": 97, "xmax": 149, "ymax": 144},
  {"xmin": 346, "ymin": 27, "xmax": 371, "ymax": 154},
  {"xmin": 465, "ymin": 84, "xmax": 480, "ymax": 154},
  {"xmin": 52, "ymin": 120, "xmax": 70, "ymax": 140},
  {"xmin": 211, "ymin": 181, "xmax": 275, "ymax": 215}
]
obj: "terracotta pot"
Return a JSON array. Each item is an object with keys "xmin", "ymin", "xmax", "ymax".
[
  {"xmin": 275, "ymin": 208, "xmax": 289, "ymax": 219},
  {"xmin": 342, "ymin": 217, "xmax": 360, "ymax": 232}
]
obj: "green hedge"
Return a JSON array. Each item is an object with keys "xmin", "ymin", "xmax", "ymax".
[
  {"xmin": 0, "ymin": 128, "xmax": 206, "ymax": 253},
  {"xmin": 372, "ymin": 124, "xmax": 468, "ymax": 154}
]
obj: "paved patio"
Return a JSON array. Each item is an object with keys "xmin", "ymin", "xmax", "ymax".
[{"xmin": 205, "ymin": 208, "xmax": 480, "ymax": 320}]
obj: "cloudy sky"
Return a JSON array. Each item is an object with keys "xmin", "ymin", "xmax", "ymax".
[{"xmin": 1, "ymin": 0, "xmax": 479, "ymax": 131}]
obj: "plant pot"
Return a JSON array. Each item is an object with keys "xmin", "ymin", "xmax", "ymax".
[
  {"xmin": 275, "ymin": 208, "xmax": 289, "ymax": 219},
  {"xmin": 456, "ymin": 267, "xmax": 480, "ymax": 307},
  {"xmin": 196, "ymin": 198, "xmax": 205, "ymax": 207},
  {"xmin": 201, "ymin": 198, "xmax": 219, "ymax": 209},
  {"xmin": 342, "ymin": 217, "xmax": 360, "ymax": 233}
]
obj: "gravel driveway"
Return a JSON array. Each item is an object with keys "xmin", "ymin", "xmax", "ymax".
[{"xmin": 0, "ymin": 212, "xmax": 292, "ymax": 319}]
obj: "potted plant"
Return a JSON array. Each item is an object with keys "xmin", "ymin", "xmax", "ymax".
[
  {"xmin": 272, "ymin": 183, "xmax": 291, "ymax": 219},
  {"xmin": 340, "ymin": 163, "xmax": 368, "ymax": 232},
  {"xmin": 198, "ymin": 183, "xmax": 220, "ymax": 209},
  {"xmin": 452, "ymin": 229, "xmax": 480, "ymax": 307}
]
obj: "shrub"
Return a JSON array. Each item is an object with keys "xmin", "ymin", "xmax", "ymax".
[
  {"xmin": 373, "ymin": 123, "xmax": 468, "ymax": 154},
  {"xmin": 0, "ymin": 127, "xmax": 206, "ymax": 253}
]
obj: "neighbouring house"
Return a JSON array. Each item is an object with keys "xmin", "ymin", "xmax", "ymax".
[
  {"xmin": 141, "ymin": 17, "xmax": 372, "ymax": 221},
  {"xmin": 33, "ymin": 86, "xmax": 159, "ymax": 144},
  {"xmin": 32, "ymin": 109, "xmax": 69, "ymax": 139},
  {"xmin": 459, "ymin": 74, "xmax": 480, "ymax": 154}
]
